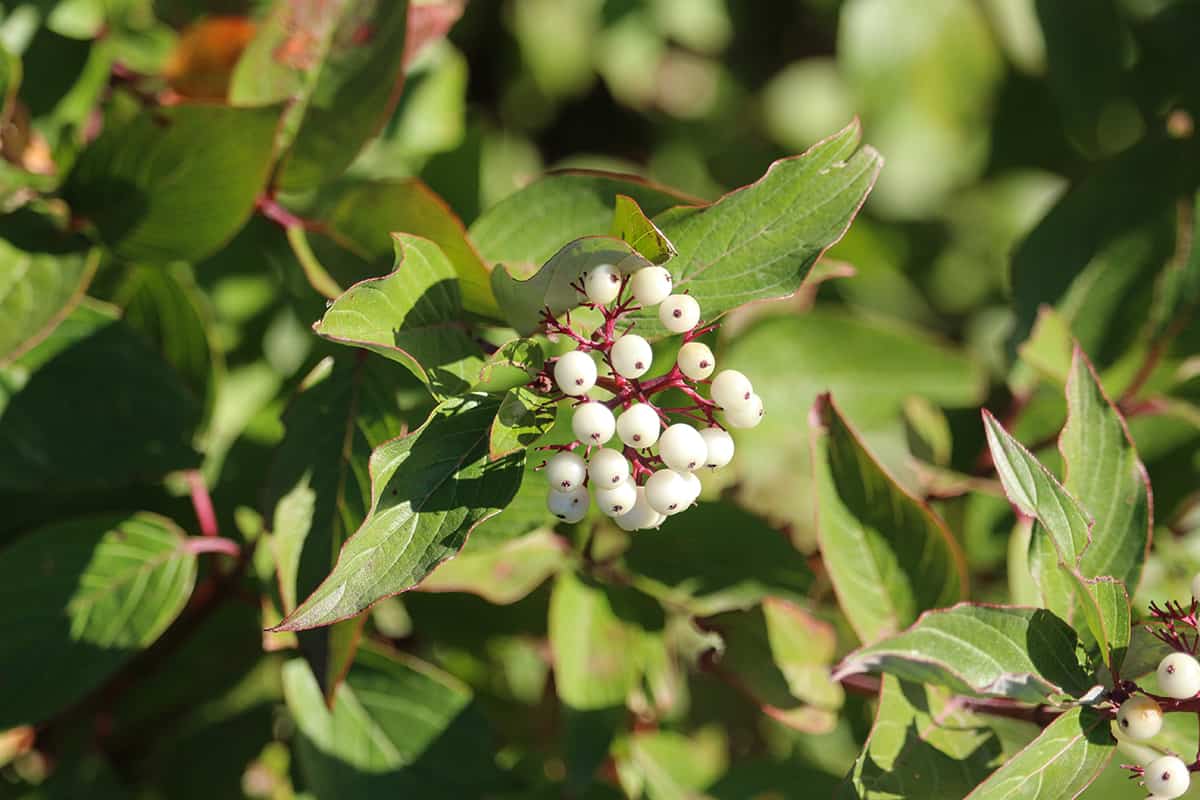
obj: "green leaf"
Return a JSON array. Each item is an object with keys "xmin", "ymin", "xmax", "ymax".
[
  {"xmin": 417, "ymin": 530, "xmax": 568, "ymax": 604},
  {"xmin": 64, "ymin": 98, "xmax": 280, "ymax": 263},
  {"xmin": 617, "ymin": 730, "xmax": 729, "ymax": 800},
  {"xmin": 611, "ymin": 193, "xmax": 675, "ymax": 265},
  {"xmin": 964, "ymin": 706, "xmax": 1114, "ymax": 799},
  {"xmin": 265, "ymin": 356, "xmax": 417, "ymax": 696},
  {"xmin": 470, "ymin": 169, "xmax": 697, "ymax": 268},
  {"xmin": 705, "ymin": 598, "xmax": 844, "ymax": 732},
  {"xmin": 230, "ymin": 0, "xmax": 411, "ymax": 191},
  {"xmin": 0, "ymin": 512, "xmax": 197, "ymax": 728},
  {"xmin": 811, "ymin": 393, "xmax": 967, "ymax": 643},
  {"xmin": 0, "ymin": 40, "xmax": 19, "ymax": 126},
  {"xmin": 313, "ymin": 234, "xmax": 485, "ymax": 398},
  {"xmin": 0, "ymin": 209, "xmax": 98, "ymax": 364},
  {"xmin": 1062, "ymin": 346, "xmax": 1151, "ymax": 594},
  {"xmin": 283, "ymin": 641, "xmax": 507, "ymax": 797},
  {"xmin": 627, "ymin": 120, "xmax": 881, "ymax": 336},
  {"xmin": 549, "ymin": 571, "xmax": 664, "ymax": 711},
  {"xmin": 299, "ymin": 178, "xmax": 499, "ymax": 318},
  {"xmin": 472, "ymin": 337, "xmax": 546, "ymax": 394},
  {"xmin": 982, "ymin": 410, "xmax": 1092, "ymax": 566},
  {"xmin": 273, "ymin": 393, "xmax": 524, "ymax": 631},
  {"xmin": 834, "ymin": 604, "xmax": 1092, "ymax": 703},
  {"xmin": 0, "ymin": 304, "xmax": 201, "ymax": 491},
  {"xmin": 1063, "ymin": 572, "xmax": 1130, "ymax": 673},
  {"xmin": 840, "ymin": 676, "xmax": 1014, "ymax": 800},
  {"xmin": 491, "ymin": 234, "xmax": 652, "ymax": 335},
  {"xmin": 490, "ymin": 385, "xmax": 556, "ymax": 459},
  {"xmin": 624, "ymin": 501, "xmax": 813, "ymax": 616}
]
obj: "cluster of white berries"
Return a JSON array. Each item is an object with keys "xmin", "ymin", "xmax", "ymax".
[
  {"xmin": 541, "ymin": 263, "xmax": 763, "ymax": 530},
  {"xmin": 1114, "ymin": 574, "xmax": 1200, "ymax": 798}
]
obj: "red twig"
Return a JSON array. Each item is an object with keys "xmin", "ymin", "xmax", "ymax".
[
  {"xmin": 184, "ymin": 537, "xmax": 241, "ymax": 557},
  {"xmin": 186, "ymin": 469, "xmax": 218, "ymax": 538}
]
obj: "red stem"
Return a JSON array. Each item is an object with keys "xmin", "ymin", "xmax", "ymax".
[
  {"xmin": 184, "ymin": 537, "xmax": 241, "ymax": 557},
  {"xmin": 186, "ymin": 469, "xmax": 218, "ymax": 538}
]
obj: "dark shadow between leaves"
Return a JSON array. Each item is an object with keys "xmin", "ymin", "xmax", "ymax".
[{"xmin": 854, "ymin": 722, "xmax": 1001, "ymax": 798}]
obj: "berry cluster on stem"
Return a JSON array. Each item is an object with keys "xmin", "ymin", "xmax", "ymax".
[{"xmin": 533, "ymin": 263, "xmax": 762, "ymax": 530}]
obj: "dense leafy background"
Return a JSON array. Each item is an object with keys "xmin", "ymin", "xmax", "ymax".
[{"xmin": 1, "ymin": 1, "xmax": 1199, "ymax": 798}]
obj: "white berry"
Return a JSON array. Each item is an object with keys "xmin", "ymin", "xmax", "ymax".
[
  {"xmin": 614, "ymin": 487, "xmax": 666, "ymax": 531},
  {"xmin": 630, "ymin": 266, "xmax": 673, "ymax": 306},
  {"xmin": 1116, "ymin": 695, "xmax": 1163, "ymax": 740},
  {"xmin": 724, "ymin": 393, "xmax": 764, "ymax": 429},
  {"xmin": 677, "ymin": 341, "xmax": 715, "ymax": 380},
  {"xmin": 583, "ymin": 263, "xmax": 622, "ymax": 305},
  {"xmin": 659, "ymin": 294, "xmax": 700, "ymax": 334},
  {"xmin": 644, "ymin": 469, "xmax": 689, "ymax": 515},
  {"xmin": 679, "ymin": 471, "xmax": 701, "ymax": 507},
  {"xmin": 545, "ymin": 451, "xmax": 587, "ymax": 492},
  {"xmin": 611, "ymin": 334, "xmax": 653, "ymax": 379},
  {"xmin": 547, "ymin": 485, "xmax": 589, "ymax": 523},
  {"xmin": 554, "ymin": 350, "xmax": 597, "ymax": 396},
  {"xmin": 1158, "ymin": 652, "xmax": 1200, "ymax": 699},
  {"xmin": 658, "ymin": 423, "xmax": 708, "ymax": 471},
  {"xmin": 572, "ymin": 401, "xmax": 616, "ymax": 445},
  {"xmin": 698, "ymin": 427, "xmax": 734, "ymax": 468},
  {"xmin": 588, "ymin": 448, "xmax": 630, "ymax": 488},
  {"xmin": 595, "ymin": 479, "xmax": 637, "ymax": 517},
  {"xmin": 1145, "ymin": 755, "xmax": 1190, "ymax": 798},
  {"xmin": 617, "ymin": 403, "xmax": 661, "ymax": 448},
  {"xmin": 1192, "ymin": 571, "xmax": 1200, "ymax": 601},
  {"xmin": 710, "ymin": 369, "xmax": 753, "ymax": 409}
]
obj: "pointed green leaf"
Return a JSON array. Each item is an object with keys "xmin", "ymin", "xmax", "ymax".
[
  {"xmin": 835, "ymin": 604, "xmax": 1092, "ymax": 703},
  {"xmin": 231, "ymin": 0, "xmax": 412, "ymax": 191},
  {"xmin": 470, "ymin": 169, "xmax": 697, "ymax": 268},
  {"xmin": 812, "ymin": 393, "xmax": 967, "ymax": 643},
  {"xmin": 1062, "ymin": 571, "xmax": 1130, "ymax": 672},
  {"xmin": 491, "ymin": 235, "xmax": 652, "ymax": 335},
  {"xmin": 0, "ymin": 304, "xmax": 201, "ymax": 491},
  {"xmin": 0, "ymin": 211, "xmax": 98, "ymax": 365},
  {"xmin": 611, "ymin": 194, "xmax": 675, "ymax": 265},
  {"xmin": 964, "ymin": 706, "xmax": 1114, "ymax": 799},
  {"xmin": 706, "ymin": 598, "xmax": 844, "ymax": 732},
  {"xmin": 628, "ymin": 120, "xmax": 881, "ymax": 336},
  {"xmin": 266, "ymin": 356, "xmax": 419, "ymax": 695},
  {"xmin": 273, "ymin": 394, "xmax": 524, "ymax": 631},
  {"xmin": 1062, "ymin": 347, "xmax": 1151, "ymax": 592},
  {"xmin": 0, "ymin": 512, "xmax": 197, "ymax": 728},
  {"xmin": 840, "ymin": 676, "xmax": 1016, "ymax": 800},
  {"xmin": 64, "ymin": 99, "xmax": 280, "ymax": 263},
  {"xmin": 982, "ymin": 410, "xmax": 1092, "ymax": 565},
  {"xmin": 471, "ymin": 337, "xmax": 546, "ymax": 394},
  {"xmin": 490, "ymin": 385, "xmax": 556, "ymax": 459},
  {"xmin": 549, "ymin": 571, "xmax": 664, "ymax": 711},
  {"xmin": 418, "ymin": 530, "xmax": 568, "ymax": 604},
  {"xmin": 283, "ymin": 641, "xmax": 506, "ymax": 797},
  {"xmin": 314, "ymin": 234, "xmax": 484, "ymax": 398}
]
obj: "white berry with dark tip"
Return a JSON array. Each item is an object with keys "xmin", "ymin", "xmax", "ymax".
[
  {"xmin": 554, "ymin": 350, "xmax": 597, "ymax": 396},
  {"xmin": 659, "ymin": 294, "xmax": 700, "ymax": 334},
  {"xmin": 611, "ymin": 334, "xmax": 653, "ymax": 379},
  {"xmin": 677, "ymin": 341, "xmax": 715, "ymax": 380},
  {"xmin": 679, "ymin": 471, "xmax": 701, "ymax": 507},
  {"xmin": 595, "ymin": 479, "xmax": 637, "ymax": 517},
  {"xmin": 589, "ymin": 448, "xmax": 630, "ymax": 487},
  {"xmin": 698, "ymin": 427, "xmax": 734, "ymax": 468},
  {"xmin": 614, "ymin": 487, "xmax": 666, "ymax": 531},
  {"xmin": 545, "ymin": 451, "xmax": 587, "ymax": 492},
  {"xmin": 645, "ymin": 469, "xmax": 688, "ymax": 515},
  {"xmin": 584, "ymin": 263, "xmax": 622, "ymax": 305},
  {"xmin": 630, "ymin": 266, "xmax": 673, "ymax": 306},
  {"xmin": 658, "ymin": 423, "xmax": 708, "ymax": 471},
  {"xmin": 1144, "ymin": 755, "xmax": 1190, "ymax": 798},
  {"xmin": 616, "ymin": 403, "xmax": 661, "ymax": 448},
  {"xmin": 572, "ymin": 401, "xmax": 616, "ymax": 445},
  {"xmin": 1158, "ymin": 652, "xmax": 1200, "ymax": 699},
  {"xmin": 724, "ymin": 393, "xmax": 764, "ymax": 429},
  {"xmin": 710, "ymin": 369, "xmax": 753, "ymax": 409},
  {"xmin": 1116, "ymin": 695, "xmax": 1163, "ymax": 740},
  {"xmin": 547, "ymin": 485, "xmax": 589, "ymax": 523}
]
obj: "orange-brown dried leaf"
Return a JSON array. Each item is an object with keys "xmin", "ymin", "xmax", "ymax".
[{"xmin": 165, "ymin": 16, "xmax": 258, "ymax": 100}]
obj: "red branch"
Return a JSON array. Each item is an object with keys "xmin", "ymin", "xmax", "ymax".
[{"xmin": 186, "ymin": 469, "xmax": 218, "ymax": 538}]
